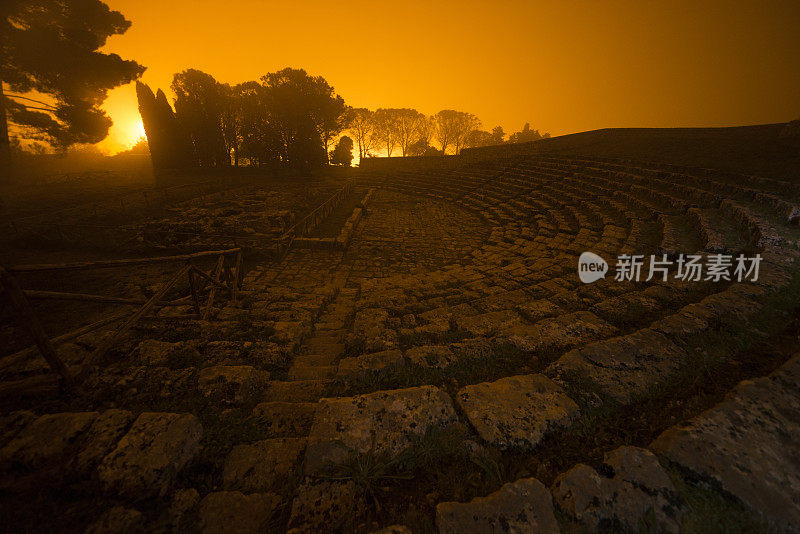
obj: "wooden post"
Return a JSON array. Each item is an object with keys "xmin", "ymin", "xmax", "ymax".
[
  {"xmin": 187, "ymin": 268, "xmax": 201, "ymax": 317},
  {"xmin": 0, "ymin": 267, "xmax": 73, "ymax": 385},
  {"xmin": 224, "ymin": 265, "xmax": 234, "ymax": 299},
  {"xmin": 203, "ymin": 255, "xmax": 225, "ymax": 320},
  {"xmin": 232, "ymin": 250, "xmax": 243, "ymax": 305},
  {"xmin": 89, "ymin": 265, "xmax": 190, "ymax": 365}
]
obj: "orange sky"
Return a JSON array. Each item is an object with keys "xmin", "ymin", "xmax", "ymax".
[{"xmin": 98, "ymin": 0, "xmax": 800, "ymax": 154}]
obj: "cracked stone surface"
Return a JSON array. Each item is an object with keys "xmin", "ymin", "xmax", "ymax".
[
  {"xmin": 552, "ymin": 446, "xmax": 685, "ymax": 532},
  {"xmin": 456, "ymin": 374, "xmax": 580, "ymax": 449},
  {"xmin": 651, "ymin": 354, "xmax": 800, "ymax": 531},
  {"xmin": 0, "ymin": 412, "xmax": 98, "ymax": 468},
  {"xmin": 197, "ymin": 365, "xmax": 269, "ymax": 404},
  {"xmin": 436, "ymin": 477, "xmax": 559, "ymax": 534},
  {"xmin": 222, "ymin": 437, "xmax": 306, "ymax": 492},
  {"xmin": 546, "ymin": 328, "xmax": 688, "ymax": 403},
  {"xmin": 304, "ymin": 385, "xmax": 458, "ymax": 474},
  {"xmin": 97, "ymin": 412, "xmax": 202, "ymax": 497},
  {"xmin": 198, "ymin": 491, "xmax": 283, "ymax": 534}
]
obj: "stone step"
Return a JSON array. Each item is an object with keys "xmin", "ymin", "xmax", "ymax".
[
  {"xmin": 650, "ymin": 353, "xmax": 800, "ymax": 532},
  {"xmin": 222, "ymin": 437, "xmax": 307, "ymax": 493},
  {"xmin": 301, "ymin": 337, "xmax": 346, "ymax": 355},
  {"xmin": 314, "ymin": 318, "xmax": 348, "ymax": 330},
  {"xmin": 292, "ymin": 353, "xmax": 337, "ymax": 367},
  {"xmin": 287, "ymin": 365, "xmax": 337, "ymax": 381},
  {"xmin": 262, "ymin": 380, "xmax": 332, "ymax": 403},
  {"xmin": 251, "ymin": 402, "xmax": 317, "ymax": 437}
]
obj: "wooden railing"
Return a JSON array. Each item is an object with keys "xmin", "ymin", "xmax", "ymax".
[
  {"xmin": 0, "ymin": 247, "xmax": 244, "ymax": 391},
  {"xmin": 278, "ymin": 181, "xmax": 354, "ymax": 253}
]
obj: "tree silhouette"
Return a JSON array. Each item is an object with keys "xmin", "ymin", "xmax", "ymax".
[
  {"xmin": 508, "ymin": 122, "xmax": 550, "ymax": 143},
  {"xmin": 373, "ymin": 108, "xmax": 399, "ymax": 157},
  {"xmin": 135, "ymin": 81, "xmax": 192, "ymax": 175},
  {"xmin": 347, "ymin": 108, "xmax": 377, "ymax": 160},
  {"xmin": 172, "ymin": 69, "xmax": 229, "ymax": 167},
  {"xmin": 490, "ymin": 126, "xmax": 505, "ymax": 144},
  {"xmin": 435, "ymin": 110, "xmax": 478, "ymax": 155},
  {"xmin": 393, "ymin": 108, "xmax": 426, "ymax": 156},
  {"xmin": 417, "ymin": 115, "xmax": 437, "ymax": 149},
  {"xmin": 260, "ymin": 68, "xmax": 343, "ymax": 168},
  {"xmin": 330, "ymin": 135, "xmax": 353, "ymax": 166},
  {"xmin": 1, "ymin": 0, "xmax": 144, "ymax": 176},
  {"xmin": 407, "ymin": 139, "xmax": 442, "ymax": 157},
  {"xmin": 464, "ymin": 129, "xmax": 494, "ymax": 149}
]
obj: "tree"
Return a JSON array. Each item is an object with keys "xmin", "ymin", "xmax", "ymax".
[
  {"xmin": 417, "ymin": 115, "xmax": 436, "ymax": 147},
  {"xmin": 464, "ymin": 129, "xmax": 494, "ymax": 149},
  {"xmin": 219, "ymin": 83, "xmax": 239, "ymax": 166},
  {"xmin": 316, "ymin": 94, "xmax": 348, "ymax": 163},
  {"xmin": 435, "ymin": 110, "xmax": 479, "ymax": 155},
  {"xmin": 373, "ymin": 108, "xmax": 399, "ymax": 157},
  {"xmin": 453, "ymin": 112, "xmax": 480, "ymax": 155},
  {"xmin": 260, "ymin": 68, "xmax": 342, "ymax": 168},
  {"xmin": 136, "ymin": 81, "xmax": 192, "ymax": 173},
  {"xmin": 434, "ymin": 110, "xmax": 458, "ymax": 155},
  {"xmin": 233, "ymin": 81, "xmax": 281, "ymax": 167},
  {"xmin": 1, "ymin": 0, "xmax": 144, "ymax": 177},
  {"xmin": 347, "ymin": 108, "xmax": 376, "ymax": 160},
  {"xmin": 330, "ymin": 135, "xmax": 353, "ymax": 166},
  {"xmin": 507, "ymin": 122, "xmax": 549, "ymax": 144},
  {"xmin": 172, "ymin": 69, "xmax": 229, "ymax": 167},
  {"xmin": 490, "ymin": 126, "xmax": 505, "ymax": 144},
  {"xmin": 393, "ymin": 108, "xmax": 426, "ymax": 156},
  {"xmin": 407, "ymin": 139, "xmax": 442, "ymax": 157}
]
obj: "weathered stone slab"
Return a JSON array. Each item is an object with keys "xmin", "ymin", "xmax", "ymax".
[
  {"xmin": 98, "ymin": 412, "xmax": 202, "ymax": 497},
  {"xmin": 456, "ymin": 374, "xmax": 579, "ymax": 450},
  {"xmin": 651, "ymin": 355, "xmax": 800, "ymax": 530},
  {"xmin": 405, "ymin": 344, "xmax": 456, "ymax": 368},
  {"xmin": 455, "ymin": 310, "xmax": 525, "ymax": 336},
  {"xmin": 68, "ymin": 409, "xmax": 136, "ymax": 473},
  {"xmin": 418, "ymin": 303, "xmax": 479, "ymax": 325},
  {"xmin": 501, "ymin": 311, "xmax": 618, "ymax": 355},
  {"xmin": 0, "ymin": 412, "xmax": 97, "ymax": 468},
  {"xmin": 287, "ymin": 480, "xmax": 367, "ymax": 533},
  {"xmin": 368, "ymin": 526, "xmax": 412, "ymax": 534},
  {"xmin": 85, "ymin": 506, "xmax": 144, "ymax": 534},
  {"xmin": 169, "ymin": 488, "xmax": 200, "ymax": 530},
  {"xmin": 263, "ymin": 380, "xmax": 331, "ymax": 402},
  {"xmin": 336, "ymin": 349, "xmax": 405, "ymax": 377},
  {"xmin": 304, "ymin": 385, "xmax": 457, "ymax": 474},
  {"xmin": 251, "ymin": 402, "xmax": 316, "ymax": 437},
  {"xmin": 0, "ymin": 411, "xmax": 36, "ymax": 449},
  {"xmin": 198, "ymin": 491, "xmax": 282, "ymax": 534},
  {"xmin": 516, "ymin": 299, "xmax": 560, "ymax": 322},
  {"xmin": 436, "ymin": 477, "xmax": 559, "ymax": 534},
  {"xmin": 546, "ymin": 329, "xmax": 687, "ymax": 403},
  {"xmin": 451, "ymin": 337, "xmax": 495, "ymax": 359},
  {"xmin": 222, "ymin": 437, "xmax": 306, "ymax": 492},
  {"xmin": 349, "ymin": 308, "xmax": 398, "ymax": 352},
  {"xmin": 270, "ymin": 321, "xmax": 311, "ymax": 347},
  {"xmin": 133, "ymin": 339, "xmax": 200, "ymax": 367},
  {"xmin": 197, "ymin": 365, "xmax": 269, "ymax": 404},
  {"xmin": 552, "ymin": 446, "xmax": 685, "ymax": 533}
]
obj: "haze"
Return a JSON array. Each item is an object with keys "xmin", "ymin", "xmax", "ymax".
[{"xmin": 98, "ymin": 0, "xmax": 800, "ymax": 154}]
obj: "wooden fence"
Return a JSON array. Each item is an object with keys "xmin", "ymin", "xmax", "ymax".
[
  {"xmin": 0, "ymin": 247, "xmax": 244, "ymax": 394},
  {"xmin": 277, "ymin": 181, "xmax": 354, "ymax": 255}
]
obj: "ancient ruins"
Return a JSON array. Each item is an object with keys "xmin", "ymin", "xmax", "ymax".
[{"xmin": 2, "ymin": 142, "xmax": 800, "ymax": 532}]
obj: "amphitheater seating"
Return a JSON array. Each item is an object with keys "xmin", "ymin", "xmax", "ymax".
[{"xmin": 2, "ymin": 153, "xmax": 800, "ymax": 532}]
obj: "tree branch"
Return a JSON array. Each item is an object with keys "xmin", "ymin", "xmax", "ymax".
[{"xmin": 5, "ymin": 94, "xmax": 58, "ymax": 110}]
